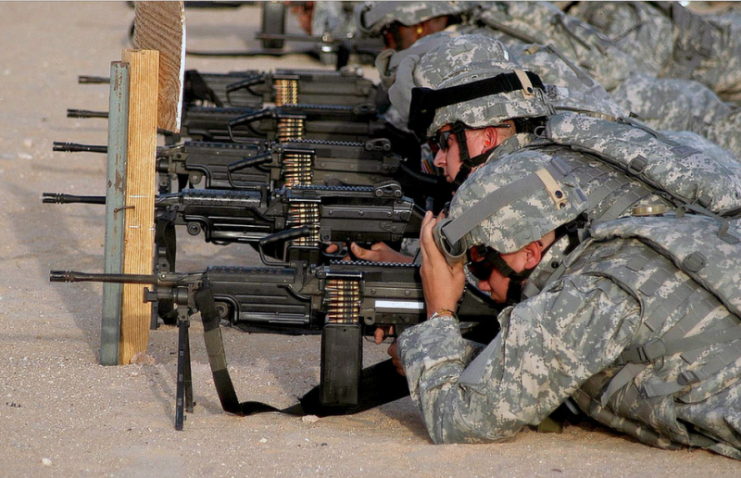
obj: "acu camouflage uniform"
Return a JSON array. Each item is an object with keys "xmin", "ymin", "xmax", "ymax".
[
  {"xmin": 468, "ymin": 1, "xmax": 741, "ymax": 159},
  {"xmin": 567, "ymin": 1, "xmax": 741, "ymax": 104},
  {"xmin": 397, "ymin": 151, "xmax": 741, "ymax": 460},
  {"xmin": 403, "ymin": 35, "xmax": 741, "ymax": 215},
  {"xmin": 397, "ymin": 35, "xmax": 741, "ymax": 457},
  {"xmin": 369, "ymin": 3, "xmax": 741, "ymax": 160}
]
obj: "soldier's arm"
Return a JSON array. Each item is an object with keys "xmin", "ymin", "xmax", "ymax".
[{"xmin": 397, "ymin": 274, "xmax": 640, "ymax": 444}]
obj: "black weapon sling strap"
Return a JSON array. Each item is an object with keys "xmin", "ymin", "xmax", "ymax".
[{"xmin": 196, "ymin": 286, "xmax": 410, "ymax": 418}]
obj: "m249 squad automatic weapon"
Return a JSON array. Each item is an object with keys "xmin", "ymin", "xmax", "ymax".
[{"xmin": 50, "ymin": 260, "xmax": 500, "ymax": 429}]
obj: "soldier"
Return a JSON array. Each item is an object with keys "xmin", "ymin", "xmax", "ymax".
[
  {"xmin": 565, "ymin": 1, "xmax": 741, "ymax": 103},
  {"xmin": 355, "ymin": 1, "xmax": 474, "ymax": 52},
  {"xmin": 395, "ymin": 146, "xmax": 741, "ymax": 459},
  {"xmin": 380, "ymin": 33, "xmax": 741, "ymax": 458},
  {"xmin": 359, "ymin": 1, "xmax": 741, "ymax": 160},
  {"xmin": 353, "ymin": 34, "xmax": 741, "ymax": 264}
]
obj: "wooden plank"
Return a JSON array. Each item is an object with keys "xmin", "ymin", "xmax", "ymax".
[
  {"xmin": 100, "ymin": 62, "xmax": 129, "ymax": 366},
  {"xmin": 120, "ymin": 49, "xmax": 159, "ymax": 365},
  {"xmin": 132, "ymin": 1, "xmax": 185, "ymax": 133}
]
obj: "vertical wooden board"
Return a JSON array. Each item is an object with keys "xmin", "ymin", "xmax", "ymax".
[
  {"xmin": 100, "ymin": 62, "xmax": 129, "ymax": 366},
  {"xmin": 120, "ymin": 49, "xmax": 159, "ymax": 365},
  {"xmin": 132, "ymin": 1, "xmax": 185, "ymax": 133}
]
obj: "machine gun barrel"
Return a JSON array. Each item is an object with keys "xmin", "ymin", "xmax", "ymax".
[
  {"xmin": 42, "ymin": 193, "xmax": 105, "ymax": 205},
  {"xmin": 50, "ymin": 270, "xmax": 159, "ymax": 285},
  {"xmin": 49, "ymin": 270, "xmax": 202, "ymax": 286},
  {"xmin": 67, "ymin": 108, "xmax": 108, "ymax": 119},
  {"xmin": 78, "ymin": 75, "xmax": 110, "ymax": 84},
  {"xmin": 53, "ymin": 142, "xmax": 108, "ymax": 153}
]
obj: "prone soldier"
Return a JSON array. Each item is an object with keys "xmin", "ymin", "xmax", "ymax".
[{"xmin": 358, "ymin": 1, "xmax": 741, "ymax": 160}]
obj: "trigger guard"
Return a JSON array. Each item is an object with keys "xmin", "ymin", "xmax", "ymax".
[{"xmin": 321, "ymin": 242, "xmax": 348, "ymax": 259}]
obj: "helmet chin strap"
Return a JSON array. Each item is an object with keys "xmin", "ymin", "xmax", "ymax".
[{"xmin": 450, "ymin": 122, "xmax": 495, "ymax": 191}]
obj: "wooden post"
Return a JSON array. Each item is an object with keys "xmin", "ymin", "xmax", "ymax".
[
  {"xmin": 132, "ymin": 1, "xmax": 185, "ymax": 133},
  {"xmin": 119, "ymin": 49, "xmax": 159, "ymax": 365},
  {"xmin": 100, "ymin": 62, "xmax": 129, "ymax": 366}
]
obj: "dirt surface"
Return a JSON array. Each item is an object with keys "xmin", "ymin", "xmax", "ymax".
[{"xmin": 1, "ymin": 3, "xmax": 740, "ymax": 477}]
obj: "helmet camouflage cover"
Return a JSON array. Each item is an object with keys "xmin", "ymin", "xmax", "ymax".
[
  {"xmin": 356, "ymin": 1, "xmax": 474, "ymax": 36},
  {"xmin": 400, "ymin": 35, "xmax": 554, "ymax": 136},
  {"xmin": 444, "ymin": 151, "xmax": 589, "ymax": 254}
]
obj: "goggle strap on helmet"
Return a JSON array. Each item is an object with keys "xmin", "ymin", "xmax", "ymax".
[
  {"xmin": 408, "ymin": 70, "xmax": 545, "ymax": 138},
  {"xmin": 441, "ymin": 158, "xmax": 574, "ymax": 247}
]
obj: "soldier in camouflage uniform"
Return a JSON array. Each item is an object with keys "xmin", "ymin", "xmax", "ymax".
[
  {"xmin": 402, "ymin": 34, "xmax": 740, "ymax": 213},
  {"xmin": 565, "ymin": 1, "xmax": 741, "ymax": 104},
  {"xmin": 386, "ymin": 33, "xmax": 741, "ymax": 459},
  {"xmin": 360, "ymin": 1, "xmax": 741, "ymax": 160},
  {"xmin": 397, "ymin": 146, "xmax": 741, "ymax": 459}
]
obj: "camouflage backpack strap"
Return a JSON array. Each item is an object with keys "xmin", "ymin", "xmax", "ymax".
[
  {"xmin": 544, "ymin": 112, "xmax": 741, "ymax": 216},
  {"xmin": 589, "ymin": 214, "xmax": 741, "ymax": 403}
]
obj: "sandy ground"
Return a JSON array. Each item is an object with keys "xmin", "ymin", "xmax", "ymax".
[{"xmin": 1, "ymin": 2, "xmax": 740, "ymax": 477}]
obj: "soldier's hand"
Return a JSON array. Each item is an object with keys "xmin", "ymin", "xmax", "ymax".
[
  {"xmin": 373, "ymin": 325, "xmax": 395, "ymax": 344},
  {"xmin": 350, "ymin": 242, "xmax": 413, "ymax": 263},
  {"xmin": 387, "ymin": 339, "xmax": 406, "ymax": 377},
  {"xmin": 419, "ymin": 210, "xmax": 466, "ymax": 318}
]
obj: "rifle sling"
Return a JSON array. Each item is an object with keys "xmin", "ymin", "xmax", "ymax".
[
  {"xmin": 195, "ymin": 287, "xmax": 305, "ymax": 416},
  {"xmin": 195, "ymin": 285, "xmax": 411, "ymax": 418}
]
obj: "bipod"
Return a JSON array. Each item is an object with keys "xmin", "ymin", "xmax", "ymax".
[{"xmin": 174, "ymin": 305, "xmax": 194, "ymax": 430}]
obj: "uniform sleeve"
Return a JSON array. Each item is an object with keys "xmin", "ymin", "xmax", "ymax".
[{"xmin": 397, "ymin": 274, "xmax": 641, "ymax": 444}]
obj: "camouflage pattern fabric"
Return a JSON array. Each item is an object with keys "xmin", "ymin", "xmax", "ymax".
[
  {"xmin": 445, "ymin": 151, "xmax": 590, "ymax": 254},
  {"xmin": 569, "ymin": 1, "xmax": 741, "ymax": 104},
  {"xmin": 397, "ymin": 220, "xmax": 741, "ymax": 460},
  {"xmin": 471, "ymin": 1, "xmax": 637, "ymax": 91},
  {"xmin": 469, "ymin": 3, "xmax": 741, "ymax": 143},
  {"xmin": 394, "ymin": 35, "xmax": 553, "ymax": 136},
  {"xmin": 610, "ymin": 72, "xmax": 741, "ymax": 159},
  {"xmin": 447, "ymin": 132, "xmax": 678, "ymax": 253},
  {"xmin": 374, "ymin": 11, "xmax": 741, "ymax": 159},
  {"xmin": 543, "ymin": 113, "xmax": 741, "ymax": 215}
]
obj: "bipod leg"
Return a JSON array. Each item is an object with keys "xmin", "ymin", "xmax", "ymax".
[{"xmin": 175, "ymin": 306, "xmax": 193, "ymax": 430}]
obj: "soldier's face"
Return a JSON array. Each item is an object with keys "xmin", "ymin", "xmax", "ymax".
[
  {"xmin": 470, "ymin": 246, "xmax": 540, "ymax": 304},
  {"xmin": 432, "ymin": 126, "xmax": 491, "ymax": 183},
  {"xmin": 469, "ymin": 246, "xmax": 528, "ymax": 304},
  {"xmin": 382, "ymin": 23, "xmax": 422, "ymax": 51}
]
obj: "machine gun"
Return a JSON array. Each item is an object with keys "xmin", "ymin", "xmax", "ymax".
[
  {"xmin": 52, "ymin": 138, "xmax": 405, "ymax": 196},
  {"xmin": 44, "ymin": 182, "xmax": 426, "ymax": 320},
  {"xmin": 79, "ymin": 67, "xmax": 379, "ymax": 109},
  {"xmin": 184, "ymin": 68, "xmax": 378, "ymax": 108},
  {"xmin": 50, "ymin": 260, "xmax": 500, "ymax": 429},
  {"xmin": 65, "ymin": 102, "xmax": 385, "ymax": 144},
  {"xmin": 188, "ymin": 103, "xmax": 383, "ymax": 143}
]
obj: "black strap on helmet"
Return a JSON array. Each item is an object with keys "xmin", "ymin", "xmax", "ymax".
[
  {"xmin": 449, "ymin": 122, "xmax": 497, "ymax": 191},
  {"xmin": 408, "ymin": 70, "xmax": 545, "ymax": 139},
  {"xmin": 470, "ymin": 245, "xmax": 535, "ymax": 306}
]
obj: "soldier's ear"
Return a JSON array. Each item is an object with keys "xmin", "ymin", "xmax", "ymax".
[
  {"xmin": 483, "ymin": 126, "xmax": 499, "ymax": 148},
  {"xmin": 523, "ymin": 241, "xmax": 543, "ymax": 270}
]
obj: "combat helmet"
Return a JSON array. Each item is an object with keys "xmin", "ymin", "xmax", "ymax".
[
  {"xmin": 401, "ymin": 34, "xmax": 554, "ymax": 188},
  {"xmin": 433, "ymin": 152, "xmax": 589, "ymax": 303},
  {"xmin": 356, "ymin": 1, "xmax": 473, "ymax": 38}
]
